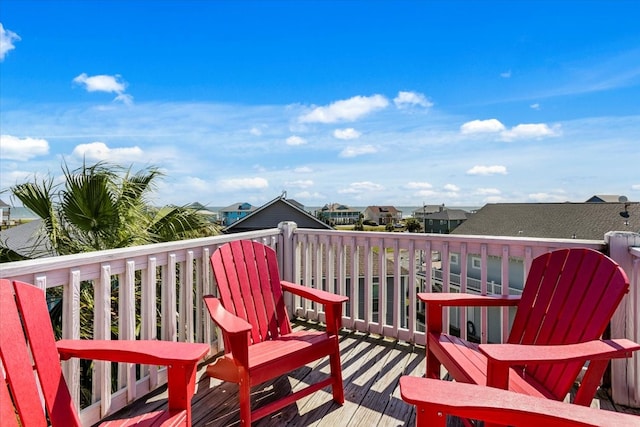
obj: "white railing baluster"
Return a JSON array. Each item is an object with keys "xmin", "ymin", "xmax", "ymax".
[
  {"xmin": 121, "ymin": 260, "xmax": 136, "ymax": 402},
  {"xmin": 96, "ymin": 265, "xmax": 111, "ymax": 416},
  {"xmin": 143, "ymin": 256, "xmax": 158, "ymax": 389},
  {"xmin": 65, "ymin": 270, "xmax": 81, "ymax": 412}
]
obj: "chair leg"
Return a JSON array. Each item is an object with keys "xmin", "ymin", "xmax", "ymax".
[
  {"xmin": 329, "ymin": 351, "xmax": 345, "ymax": 404},
  {"xmin": 239, "ymin": 377, "xmax": 251, "ymax": 426}
]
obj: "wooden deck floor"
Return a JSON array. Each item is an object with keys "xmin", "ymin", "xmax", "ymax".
[{"xmin": 105, "ymin": 320, "xmax": 640, "ymax": 427}]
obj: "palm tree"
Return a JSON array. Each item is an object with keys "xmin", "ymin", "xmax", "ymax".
[
  {"xmin": 5, "ymin": 161, "xmax": 217, "ymax": 258},
  {"xmin": 2, "ymin": 161, "xmax": 219, "ymax": 407}
]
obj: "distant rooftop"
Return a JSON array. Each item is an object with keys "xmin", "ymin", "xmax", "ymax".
[{"xmin": 452, "ymin": 202, "xmax": 639, "ymax": 240}]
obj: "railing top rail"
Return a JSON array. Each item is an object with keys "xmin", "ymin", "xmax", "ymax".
[
  {"xmin": 630, "ymin": 246, "xmax": 640, "ymax": 257},
  {"xmin": 0, "ymin": 228, "xmax": 281, "ymax": 277},
  {"xmin": 293, "ymin": 228, "xmax": 604, "ymax": 248}
]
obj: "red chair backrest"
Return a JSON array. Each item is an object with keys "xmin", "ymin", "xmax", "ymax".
[
  {"xmin": 1, "ymin": 279, "xmax": 82, "ymax": 427},
  {"xmin": 211, "ymin": 240, "xmax": 293, "ymax": 347},
  {"xmin": 508, "ymin": 248, "xmax": 629, "ymax": 399}
]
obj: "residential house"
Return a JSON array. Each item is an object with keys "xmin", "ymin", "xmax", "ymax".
[
  {"xmin": 423, "ymin": 207, "xmax": 470, "ymax": 234},
  {"xmin": 412, "ymin": 204, "xmax": 444, "ymax": 222},
  {"xmin": 363, "ymin": 205, "xmax": 402, "ymax": 225},
  {"xmin": 224, "ymin": 195, "xmax": 332, "ymax": 233},
  {"xmin": 429, "ymin": 202, "xmax": 640, "ymax": 342},
  {"xmin": 316, "ymin": 203, "xmax": 361, "ymax": 225},
  {"xmin": 219, "ymin": 202, "xmax": 257, "ymax": 226}
]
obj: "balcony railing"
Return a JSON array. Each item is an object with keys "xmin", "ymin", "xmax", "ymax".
[{"xmin": 1, "ymin": 223, "xmax": 638, "ymax": 425}]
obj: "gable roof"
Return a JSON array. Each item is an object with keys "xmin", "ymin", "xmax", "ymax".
[
  {"xmin": 413, "ymin": 205, "xmax": 447, "ymax": 215},
  {"xmin": 366, "ymin": 205, "xmax": 401, "ymax": 214},
  {"xmin": 224, "ymin": 196, "xmax": 333, "ymax": 233},
  {"xmin": 451, "ymin": 202, "xmax": 640, "ymax": 240},
  {"xmin": 424, "ymin": 208, "xmax": 470, "ymax": 221}
]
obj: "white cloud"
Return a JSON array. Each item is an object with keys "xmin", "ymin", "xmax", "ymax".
[
  {"xmin": 0, "ymin": 135, "xmax": 49, "ymax": 160},
  {"xmin": 632, "ymin": 184, "xmax": 640, "ymax": 191},
  {"xmin": 73, "ymin": 73, "xmax": 133, "ymax": 104},
  {"xmin": 466, "ymin": 165, "xmax": 508, "ymax": 176},
  {"xmin": 73, "ymin": 73, "xmax": 126, "ymax": 93},
  {"xmin": 485, "ymin": 195, "xmax": 505, "ymax": 203},
  {"xmin": 294, "ymin": 190, "xmax": 326, "ymax": 200},
  {"xmin": 393, "ymin": 91, "xmax": 433, "ymax": 109},
  {"xmin": 460, "ymin": 119, "xmax": 506, "ymax": 134},
  {"xmin": 414, "ymin": 189, "xmax": 438, "ymax": 198},
  {"xmin": 284, "ymin": 179, "xmax": 314, "ymax": 188},
  {"xmin": 501, "ymin": 123, "xmax": 560, "ymax": 141},
  {"xmin": 218, "ymin": 177, "xmax": 269, "ymax": 191},
  {"xmin": 475, "ymin": 188, "xmax": 501, "ymax": 195},
  {"xmin": 294, "ymin": 166, "xmax": 313, "ymax": 173},
  {"xmin": 0, "ymin": 24, "xmax": 20, "ymax": 61},
  {"xmin": 298, "ymin": 94, "xmax": 389, "ymax": 123},
  {"xmin": 406, "ymin": 181, "xmax": 433, "ymax": 190},
  {"xmin": 72, "ymin": 142, "xmax": 144, "ymax": 162},
  {"xmin": 500, "ymin": 70, "xmax": 512, "ymax": 78},
  {"xmin": 250, "ymin": 127, "xmax": 263, "ymax": 136},
  {"xmin": 286, "ymin": 135, "xmax": 307, "ymax": 146},
  {"xmin": 339, "ymin": 144, "xmax": 377, "ymax": 158},
  {"xmin": 444, "ymin": 183, "xmax": 460, "ymax": 192},
  {"xmin": 333, "ymin": 128, "xmax": 362, "ymax": 140},
  {"xmin": 338, "ymin": 181, "xmax": 384, "ymax": 194},
  {"xmin": 528, "ymin": 192, "xmax": 568, "ymax": 202},
  {"xmin": 114, "ymin": 93, "xmax": 134, "ymax": 106},
  {"xmin": 530, "ymin": 103, "xmax": 540, "ymax": 110}
]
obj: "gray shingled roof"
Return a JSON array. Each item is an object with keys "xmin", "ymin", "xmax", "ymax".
[
  {"xmin": 0, "ymin": 219, "xmax": 56, "ymax": 258},
  {"xmin": 224, "ymin": 196, "xmax": 332, "ymax": 233},
  {"xmin": 451, "ymin": 202, "xmax": 639, "ymax": 240},
  {"xmin": 424, "ymin": 208, "xmax": 470, "ymax": 221}
]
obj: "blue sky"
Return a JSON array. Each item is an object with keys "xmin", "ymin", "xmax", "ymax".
[{"xmin": 1, "ymin": 1, "xmax": 639, "ymax": 208}]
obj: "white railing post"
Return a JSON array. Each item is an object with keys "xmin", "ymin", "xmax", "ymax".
[
  {"xmin": 605, "ymin": 231, "xmax": 640, "ymax": 408},
  {"xmin": 278, "ymin": 221, "xmax": 297, "ymax": 283},
  {"xmin": 279, "ymin": 221, "xmax": 297, "ymax": 315}
]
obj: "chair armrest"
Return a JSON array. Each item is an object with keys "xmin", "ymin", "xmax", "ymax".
[
  {"xmin": 400, "ymin": 376, "xmax": 640, "ymax": 426},
  {"xmin": 480, "ymin": 339, "xmax": 640, "ymax": 391},
  {"xmin": 281, "ymin": 281, "xmax": 348, "ymax": 335},
  {"xmin": 203, "ymin": 295, "xmax": 252, "ymax": 335},
  {"xmin": 281, "ymin": 281, "xmax": 348, "ymax": 305},
  {"xmin": 418, "ymin": 292, "xmax": 521, "ymax": 307},
  {"xmin": 57, "ymin": 340, "xmax": 209, "ymax": 365},
  {"xmin": 479, "ymin": 339, "xmax": 640, "ymax": 365}
]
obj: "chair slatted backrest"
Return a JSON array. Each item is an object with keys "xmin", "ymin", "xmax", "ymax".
[
  {"xmin": 0, "ymin": 279, "xmax": 81, "ymax": 427},
  {"xmin": 211, "ymin": 240, "xmax": 292, "ymax": 347},
  {"xmin": 507, "ymin": 248, "xmax": 629, "ymax": 400}
]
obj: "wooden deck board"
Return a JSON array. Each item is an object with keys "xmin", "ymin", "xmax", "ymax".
[{"xmin": 100, "ymin": 320, "xmax": 640, "ymax": 426}]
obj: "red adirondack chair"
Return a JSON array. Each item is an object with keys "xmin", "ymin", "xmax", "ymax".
[
  {"xmin": 419, "ymin": 248, "xmax": 640, "ymax": 406},
  {"xmin": 1, "ymin": 279, "xmax": 210, "ymax": 427},
  {"xmin": 204, "ymin": 240, "xmax": 348, "ymax": 425},
  {"xmin": 400, "ymin": 376, "xmax": 640, "ymax": 427}
]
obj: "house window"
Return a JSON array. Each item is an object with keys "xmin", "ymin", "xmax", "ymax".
[
  {"xmin": 449, "ymin": 253, "xmax": 459, "ymax": 265},
  {"xmin": 471, "ymin": 256, "xmax": 481, "ymax": 270}
]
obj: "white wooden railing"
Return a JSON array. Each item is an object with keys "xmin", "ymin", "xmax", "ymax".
[{"xmin": 1, "ymin": 223, "xmax": 638, "ymax": 424}]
